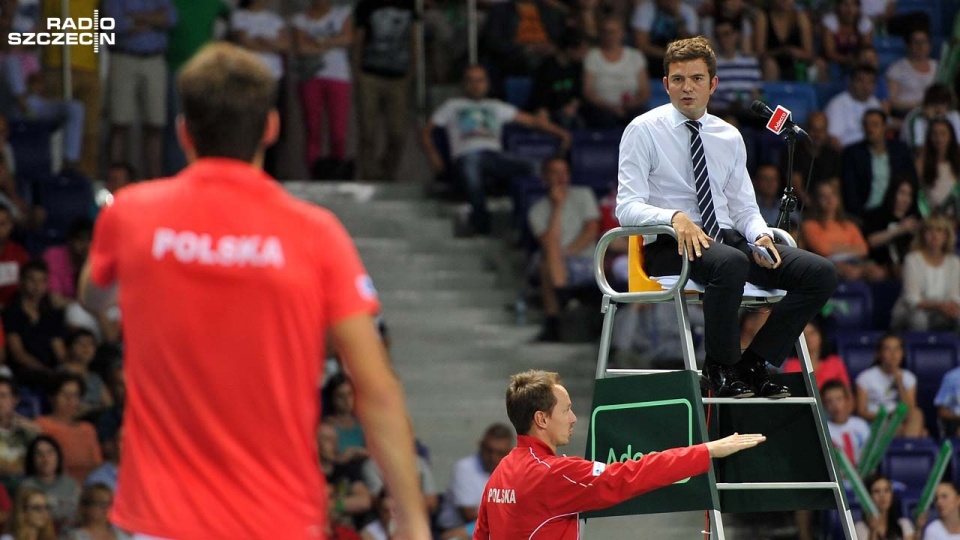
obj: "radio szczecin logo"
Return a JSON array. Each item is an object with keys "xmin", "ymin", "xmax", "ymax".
[{"xmin": 7, "ymin": 10, "xmax": 115, "ymax": 53}]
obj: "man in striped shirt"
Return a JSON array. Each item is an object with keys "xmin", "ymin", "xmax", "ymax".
[{"xmin": 711, "ymin": 19, "xmax": 761, "ymax": 118}]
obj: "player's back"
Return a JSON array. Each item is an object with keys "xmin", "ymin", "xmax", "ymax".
[{"xmin": 90, "ymin": 159, "xmax": 378, "ymax": 539}]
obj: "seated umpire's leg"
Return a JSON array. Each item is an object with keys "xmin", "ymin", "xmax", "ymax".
[
  {"xmin": 741, "ymin": 239, "xmax": 838, "ymax": 376},
  {"xmin": 644, "ymin": 231, "xmax": 753, "ymax": 398}
]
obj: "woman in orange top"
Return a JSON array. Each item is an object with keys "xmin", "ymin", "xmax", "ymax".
[
  {"xmin": 800, "ymin": 180, "xmax": 869, "ymax": 280},
  {"xmin": 36, "ymin": 373, "xmax": 103, "ymax": 484}
]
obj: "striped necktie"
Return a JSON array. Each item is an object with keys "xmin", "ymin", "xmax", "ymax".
[{"xmin": 685, "ymin": 120, "xmax": 721, "ymax": 241}]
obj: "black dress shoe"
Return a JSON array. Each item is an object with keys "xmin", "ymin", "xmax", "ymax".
[
  {"xmin": 736, "ymin": 358, "xmax": 791, "ymax": 399},
  {"xmin": 701, "ymin": 362, "xmax": 754, "ymax": 398}
]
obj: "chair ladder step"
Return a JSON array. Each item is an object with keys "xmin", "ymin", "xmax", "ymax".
[
  {"xmin": 716, "ymin": 482, "xmax": 841, "ymax": 491},
  {"xmin": 702, "ymin": 397, "xmax": 817, "ymax": 405}
]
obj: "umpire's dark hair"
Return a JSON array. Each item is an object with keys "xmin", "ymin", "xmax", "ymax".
[
  {"xmin": 25, "ymin": 434, "xmax": 64, "ymax": 477},
  {"xmin": 178, "ymin": 42, "xmax": 276, "ymax": 162}
]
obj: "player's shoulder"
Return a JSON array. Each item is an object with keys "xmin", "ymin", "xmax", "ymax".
[{"xmin": 108, "ymin": 177, "xmax": 181, "ymax": 211}]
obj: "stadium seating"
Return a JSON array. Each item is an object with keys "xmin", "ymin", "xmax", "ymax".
[
  {"xmin": 36, "ymin": 170, "xmax": 94, "ymax": 246},
  {"xmin": 825, "ymin": 280, "xmax": 874, "ymax": 331},
  {"xmin": 883, "ymin": 441, "xmax": 941, "ymax": 498},
  {"xmin": 570, "ymin": 129, "xmax": 622, "ymax": 198},
  {"xmin": 504, "ymin": 77, "xmax": 534, "ymax": 110},
  {"xmin": 760, "ymin": 82, "xmax": 818, "ymax": 126},
  {"xmin": 903, "ymin": 333, "xmax": 960, "ymax": 436},
  {"xmin": 511, "ymin": 175, "xmax": 546, "ymax": 251},
  {"xmin": 836, "ymin": 330, "xmax": 884, "ymax": 384},
  {"xmin": 648, "ymin": 82, "xmax": 670, "ymax": 109},
  {"xmin": 503, "ymin": 126, "xmax": 562, "ymax": 164}
]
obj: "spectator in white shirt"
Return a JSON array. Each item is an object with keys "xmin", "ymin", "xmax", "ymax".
[
  {"xmin": 582, "ymin": 16, "xmax": 650, "ymax": 128},
  {"xmin": 887, "ymin": 28, "xmax": 938, "ymax": 118},
  {"xmin": 854, "ymin": 334, "xmax": 926, "ymax": 437},
  {"xmin": 901, "ymin": 83, "xmax": 960, "ymax": 152},
  {"xmin": 824, "ymin": 64, "xmax": 884, "ymax": 147},
  {"xmin": 437, "ymin": 423, "xmax": 513, "ymax": 534}
]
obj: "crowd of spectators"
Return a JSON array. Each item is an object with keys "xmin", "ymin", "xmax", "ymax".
[{"xmin": 0, "ymin": 0, "xmax": 959, "ymax": 537}]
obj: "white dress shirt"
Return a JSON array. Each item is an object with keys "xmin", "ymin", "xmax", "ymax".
[{"xmin": 615, "ymin": 104, "xmax": 772, "ymax": 243}]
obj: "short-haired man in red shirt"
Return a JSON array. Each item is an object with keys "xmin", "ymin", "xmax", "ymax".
[
  {"xmin": 474, "ymin": 370, "xmax": 765, "ymax": 539},
  {"xmin": 78, "ymin": 43, "xmax": 430, "ymax": 540}
]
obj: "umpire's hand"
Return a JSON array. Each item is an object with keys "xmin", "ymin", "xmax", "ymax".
[
  {"xmin": 671, "ymin": 211, "xmax": 712, "ymax": 261},
  {"xmin": 705, "ymin": 433, "xmax": 767, "ymax": 458}
]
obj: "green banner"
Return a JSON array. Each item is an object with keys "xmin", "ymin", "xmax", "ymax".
[{"xmin": 584, "ymin": 371, "xmax": 718, "ymax": 518}]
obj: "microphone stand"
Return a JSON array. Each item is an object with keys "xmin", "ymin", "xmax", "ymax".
[{"xmin": 775, "ymin": 128, "xmax": 802, "ymax": 232}]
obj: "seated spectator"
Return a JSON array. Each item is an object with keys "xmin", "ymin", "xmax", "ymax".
[
  {"xmin": 822, "ymin": 379, "xmax": 870, "ymax": 465},
  {"xmin": 527, "ymin": 157, "xmax": 599, "ymax": 342},
  {"xmin": 1, "ymin": 260, "xmax": 66, "ymax": 391},
  {"xmin": 824, "ymin": 64, "xmax": 884, "ymax": 148},
  {"xmin": 581, "ymin": 16, "xmax": 649, "ymax": 128},
  {"xmin": 0, "ymin": 376, "xmax": 38, "ymax": 491},
  {"xmin": 43, "ymin": 219, "xmax": 91, "ymax": 305},
  {"xmin": 923, "ymin": 482, "xmax": 960, "ymax": 539},
  {"xmin": 94, "ymin": 364, "xmax": 123, "ymax": 448},
  {"xmin": 821, "ymin": 0, "xmax": 873, "ymax": 75},
  {"xmin": 886, "ymin": 28, "xmax": 938, "ymax": 119},
  {"xmin": 291, "ymin": 0, "xmax": 354, "ymax": 178},
  {"xmin": 318, "ymin": 423, "xmax": 372, "ymax": 530},
  {"xmin": 361, "ymin": 452, "xmax": 438, "ymax": 515},
  {"xmin": 84, "ymin": 428, "xmax": 119, "ymax": 492},
  {"xmin": 0, "ymin": 147, "xmax": 28, "ymax": 225},
  {"xmin": 0, "ymin": 53, "xmax": 85, "ymax": 171},
  {"xmin": 841, "ymin": 109, "xmax": 918, "ymax": 218},
  {"xmin": 862, "ymin": 176, "xmax": 921, "ymax": 281},
  {"xmin": 19, "ymin": 435, "xmax": 80, "ymax": 530},
  {"xmin": 67, "ymin": 483, "xmax": 129, "ymax": 540},
  {"xmin": 934, "ymin": 364, "xmax": 960, "ymax": 438},
  {"xmin": 58, "ymin": 330, "xmax": 111, "ymax": 420},
  {"xmin": 437, "ymin": 423, "xmax": 514, "ymax": 534},
  {"xmin": 900, "ymin": 83, "xmax": 960, "ymax": 152},
  {"xmin": 479, "ymin": 0, "xmax": 567, "ymax": 91},
  {"xmin": 753, "ymin": 0, "xmax": 815, "ymax": 81},
  {"xmin": 0, "ymin": 205, "xmax": 28, "ymax": 308},
  {"xmin": 420, "ymin": 65, "xmax": 569, "ymax": 236},
  {"xmin": 36, "ymin": 373, "xmax": 103, "ymax": 483},
  {"xmin": 781, "ymin": 320, "xmax": 851, "ymax": 390},
  {"xmin": 891, "ymin": 216, "xmax": 960, "ymax": 332},
  {"xmin": 1, "ymin": 486, "xmax": 56, "ymax": 540},
  {"xmin": 800, "ymin": 180, "xmax": 869, "ymax": 281},
  {"xmin": 855, "ymin": 473, "xmax": 915, "ymax": 540},
  {"xmin": 915, "ymin": 119, "xmax": 960, "ymax": 219},
  {"xmin": 360, "ymin": 490, "xmax": 397, "ymax": 540},
  {"xmin": 631, "ymin": 0, "xmax": 698, "ymax": 79},
  {"xmin": 104, "ymin": 162, "xmax": 135, "ymax": 197},
  {"xmin": 710, "ymin": 18, "xmax": 761, "ymax": 119},
  {"xmin": 322, "ymin": 373, "xmax": 368, "ymax": 463},
  {"xmin": 781, "ymin": 111, "xmax": 842, "ymax": 206},
  {"xmin": 752, "ymin": 163, "xmax": 787, "ymax": 227},
  {"xmin": 531, "ymin": 31, "xmax": 587, "ymax": 130},
  {"xmin": 701, "ymin": 0, "xmax": 754, "ymax": 55},
  {"xmin": 855, "ymin": 334, "xmax": 926, "ymax": 438}
]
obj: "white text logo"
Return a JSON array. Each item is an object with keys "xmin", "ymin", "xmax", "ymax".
[
  {"xmin": 7, "ymin": 10, "xmax": 115, "ymax": 53},
  {"xmin": 152, "ymin": 228, "xmax": 286, "ymax": 269}
]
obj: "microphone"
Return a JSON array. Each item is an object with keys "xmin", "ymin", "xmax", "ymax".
[{"xmin": 750, "ymin": 100, "xmax": 808, "ymax": 138}]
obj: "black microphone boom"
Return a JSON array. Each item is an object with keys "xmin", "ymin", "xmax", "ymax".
[{"xmin": 750, "ymin": 100, "xmax": 808, "ymax": 138}]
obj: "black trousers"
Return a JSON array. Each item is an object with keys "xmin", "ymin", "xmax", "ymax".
[{"xmin": 643, "ymin": 229, "xmax": 837, "ymax": 367}]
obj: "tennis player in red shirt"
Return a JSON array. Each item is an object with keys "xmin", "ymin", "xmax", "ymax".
[
  {"xmin": 78, "ymin": 43, "xmax": 430, "ymax": 540},
  {"xmin": 474, "ymin": 370, "xmax": 765, "ymax": 539}
]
